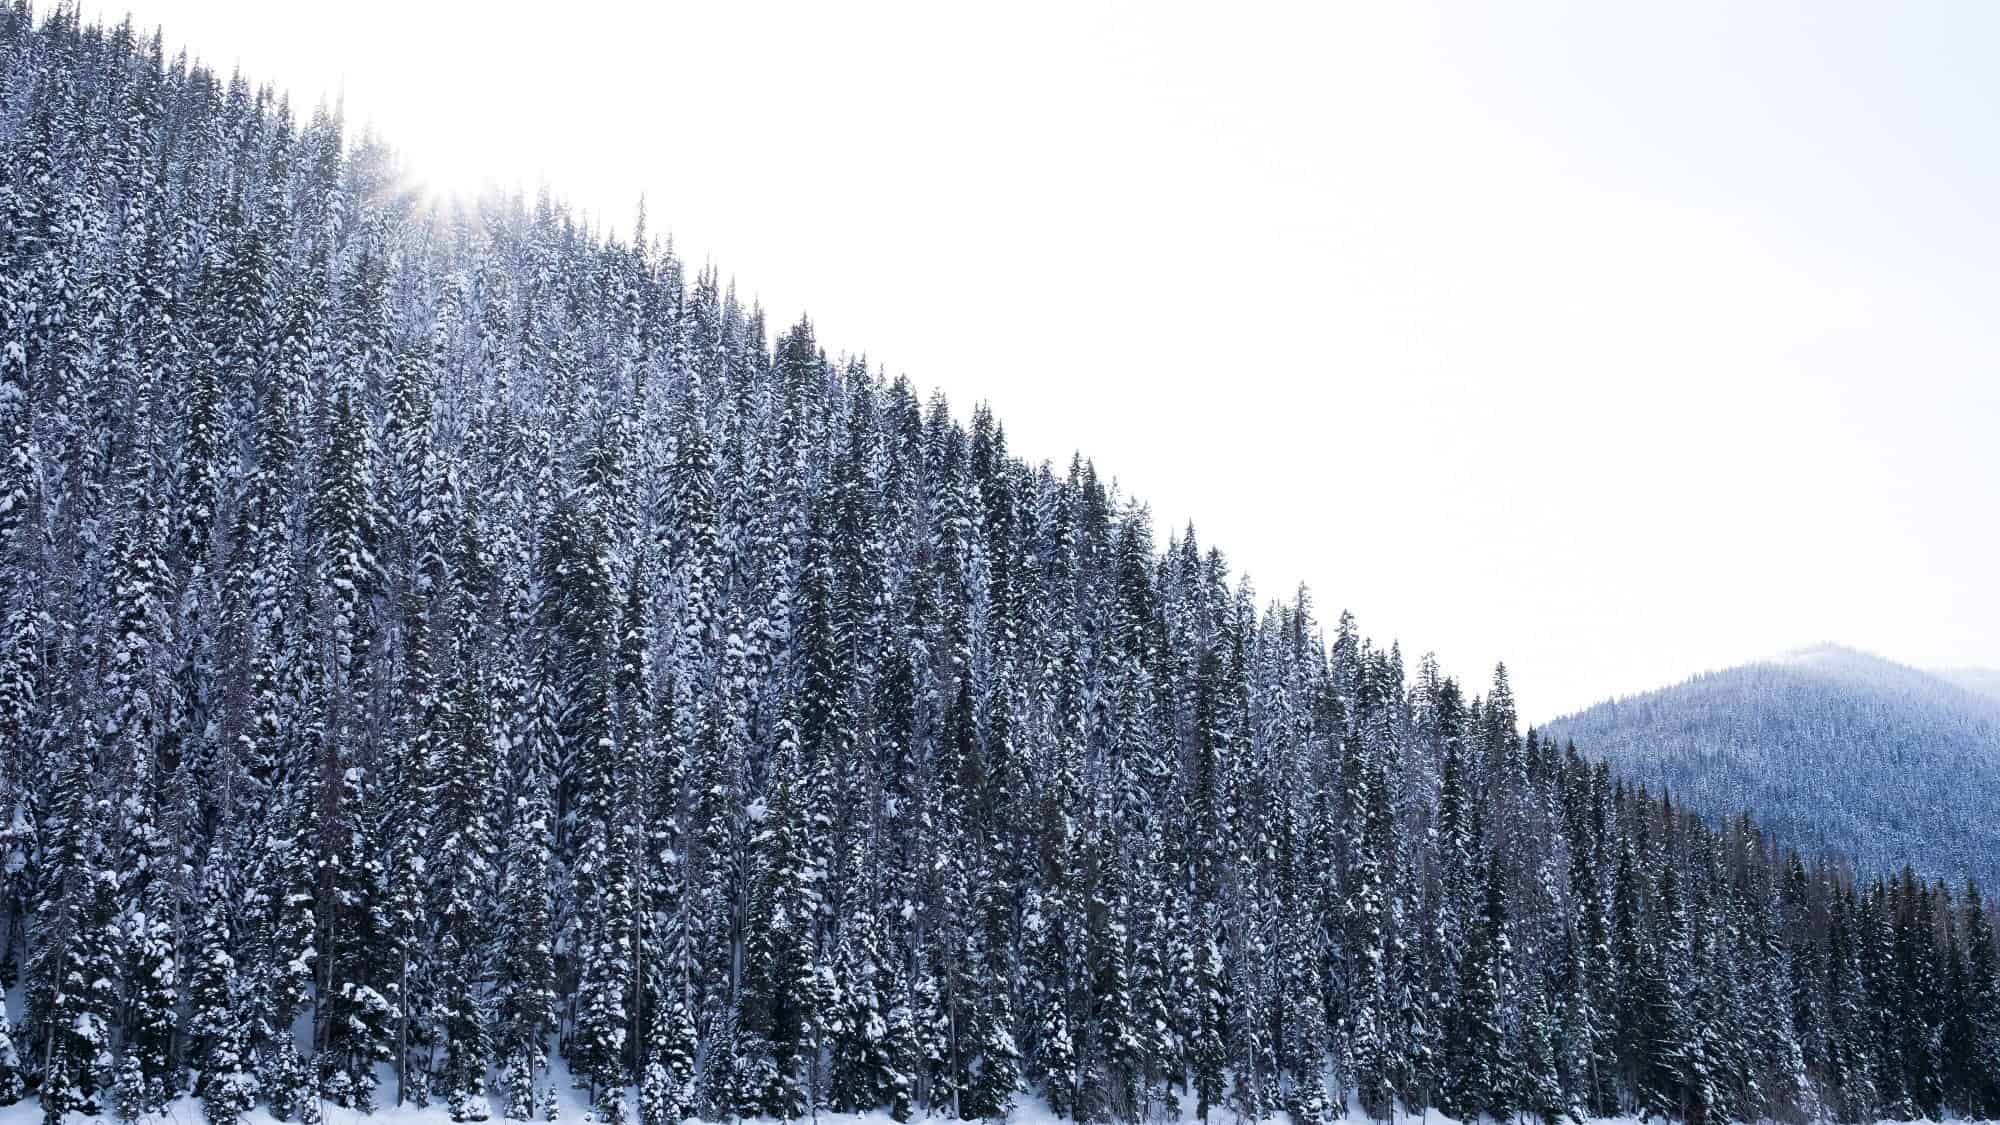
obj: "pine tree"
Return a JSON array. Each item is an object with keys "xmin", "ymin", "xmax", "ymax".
[
  {"xmin": 500, "ymin": 772, "xmax": 559, "ymax": 1119},
  {"xmin": 883, "ymin": 958, "xmax": 920, "ymax": 1123},
  {"xmin": 738, "ymin": 707, "xmax": 828, "ymax": 1118},
  {"xmin": 1894, "ymin": 871, "xmax": 1946, "ymax": 1119},
  {"xmin": 1448, "ymin": 845, "xmax": 1514, "ymax": 1123},
  {"xmin": 1188, "ymin": 909, "xmax": 1228, "ymax": 1124},
  {"xmin": 33, "ymin": 751, "xmax": 122, "ymax": 1124},
  {"xmin": 1955, "ymin": 882, "xmax": 2000, "ymax": 1119},
  {"xmin": 569, "ymin": 527, "xmax": 635, "ymax": 1117},
  {"xmin": 965, "ymin": 857, "xmax": 1022, "ymax": 1121},
  {"xmin": 186, "ymin": 864, "xmax": 236, "ymax": 1092},
  {"xmin": 124, "ymin": 877, "xmax": 179, "ymax": 1114},
  {"xmin": 829, "ymin": 905, "xmax": 895, "ymax": 1114}
]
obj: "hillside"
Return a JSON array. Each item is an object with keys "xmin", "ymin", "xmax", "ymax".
[
  {"xmin": 1, "ymin": 11, "xmax": 1997, "ymax": 1125},
  {"xmin": 1544, "ymin": 645, "xmax": 2000, "ymax": 889}
]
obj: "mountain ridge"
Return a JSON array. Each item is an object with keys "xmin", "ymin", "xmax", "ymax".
[{"xmin": 1544, "ymin": 642, "xmax": 2000, "ymax": 889}]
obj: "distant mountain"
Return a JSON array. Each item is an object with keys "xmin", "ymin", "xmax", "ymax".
[{"xmin": 1544, "ymin": 644, "xmax": 2000, "ymax": 889}]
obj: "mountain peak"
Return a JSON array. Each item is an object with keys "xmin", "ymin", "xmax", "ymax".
[
  {"xmin": 1547, "ymin": 649, "xmax": 2000, "ymax": 889},
  {"xmin": 1773, "ymin": 641, "xmax": 1878, "ymax": 663}
]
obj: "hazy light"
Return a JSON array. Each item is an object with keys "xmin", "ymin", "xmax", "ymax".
[{"xmin": 91, "ymin": 0, "xmax": 2000, "ymax": 718}]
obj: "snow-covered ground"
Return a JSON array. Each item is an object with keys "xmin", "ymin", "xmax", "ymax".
[
  {"xmin": 20, "ymin": 1081, "xmax": 1992, "ymax": 1125},
  {"xmin": 0, "ymin": 1089, "xmax": 1665, "ymax": 1125}
]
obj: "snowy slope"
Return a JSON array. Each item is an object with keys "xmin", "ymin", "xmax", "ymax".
[{"xmin": 1543, "ymin": 644, "xmax": 2000, "ymax": 887}]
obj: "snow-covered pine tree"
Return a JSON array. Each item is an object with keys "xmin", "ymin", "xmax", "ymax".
[
  {"xmin": 498, "ymin": 762, "xmax": 558, "ymax": 1120},
  {"xmin": 31, "ymin": 744, "xmax": 122, "ymax": 1124},
  {"xmin": 1955, "ymin": 883, "xmax": 2000, "ymax": 1120}
]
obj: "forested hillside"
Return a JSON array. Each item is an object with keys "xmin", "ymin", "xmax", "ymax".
[
  {"xmin": 1, "ymin": 9, "xmax": 1997, "ymax": 1125},
  {"xmin": 1543, "ymin": 646, "xmax": 2000, "ymax": 893}
]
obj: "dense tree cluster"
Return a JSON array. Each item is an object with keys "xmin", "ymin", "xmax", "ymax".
[
  {"xmin": 1, "ymin": 9, "xmax": 1997, "ymax": 1125},
  {"xmin": 1545, "ymin": 645, "xmax": 2000, "ymax": 895}
]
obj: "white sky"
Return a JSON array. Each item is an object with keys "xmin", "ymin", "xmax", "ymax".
[{"xmin": 91, "ymin": 0, "xmax": 2000, "ymax": 719}]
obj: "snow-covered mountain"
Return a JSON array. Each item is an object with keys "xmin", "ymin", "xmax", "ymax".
[{"xmin": 1544, "ymin": 644, "xmax": 2000, "ymax": 889}]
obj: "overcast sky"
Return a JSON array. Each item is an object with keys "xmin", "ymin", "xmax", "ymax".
[{"xmin": 90, "ymin": 0, "xmax": 2000, "ymax": 718}]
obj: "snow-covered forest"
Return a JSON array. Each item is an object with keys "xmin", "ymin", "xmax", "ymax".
[
  {"xmin": 1, "ymin": 8, "xmax": 1997, "ymax": 1125},
  {"xmin": 1544, "ymin": 646, "xmax": 2000, "ymax": 895}
]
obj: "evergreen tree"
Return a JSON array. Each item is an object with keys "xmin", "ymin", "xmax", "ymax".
[
  {"xmin": 1955, "ymin": 883, "xmax": 2000, "ymax": 1119},
  {"xmin": 499, "ymin": 771, "xmax": 559, "ymax": 1120}
]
